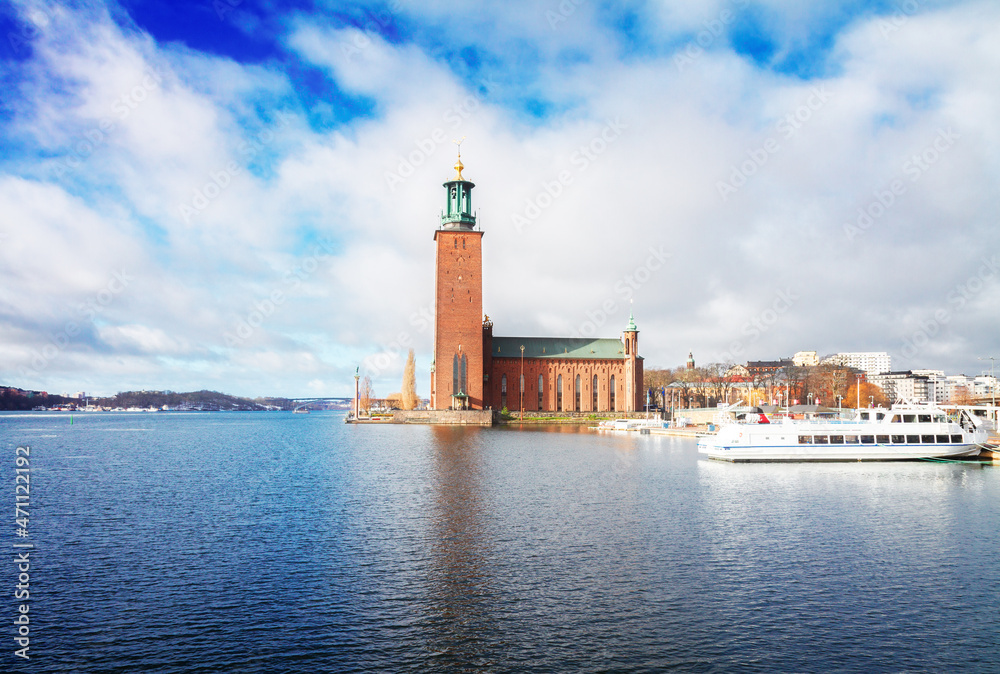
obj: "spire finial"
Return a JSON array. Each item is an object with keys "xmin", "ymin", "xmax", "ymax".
[{"xmin": 452, "ymin": 136, "xmax": 466, "ymax": 180}]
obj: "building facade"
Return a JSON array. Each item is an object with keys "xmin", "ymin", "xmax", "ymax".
[
  {"xmin": 429, "ymin": 154, "xmax": 643, "ymax": 413},
  {"xmin": 823, "ymin": 352, "xmax": 891, "ymax": 377}
]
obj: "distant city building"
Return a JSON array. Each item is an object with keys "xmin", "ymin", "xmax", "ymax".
[
  {"xmin": 747, "ymin": 359, "xmax": 793, "ymax": 376},
  {"xmin": 870, "ymin": 370, "xmax": 934, "ymax": 403},
  {"xmin": 823, "ymin": 352, "xmax": 891, "ymax": 377},
  {"xmin": 686, "ymin": 352, "xmax": 695, "ymax": 370},
  {"xmin": 792, "ymin": 351, "xmax": 819, "ymax": 367}
]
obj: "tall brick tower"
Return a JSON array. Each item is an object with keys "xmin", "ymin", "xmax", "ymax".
[
  {"xmin": 430, "ymin": 148, "xmax": 484, "ymax": 410},
  {"xmin": 623, "ymin": 312, "xmax": 640, "ymax": 412}
]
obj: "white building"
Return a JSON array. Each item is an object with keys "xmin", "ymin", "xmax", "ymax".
[
  {"xmin": 792, "ymin": 351, "xmax": 819, "ymax": 367},
  {"xmin": 823, "ymin": 352, "xmax": 891, "ymax": 377},
  {"xmin": 870, "ymin": 371, "xmax": 935, "ymax": 403}
]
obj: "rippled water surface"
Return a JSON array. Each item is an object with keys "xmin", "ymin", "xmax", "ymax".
[{"xmin": 3, "ymin": 411, "xmax": 999, "ymax": 672}]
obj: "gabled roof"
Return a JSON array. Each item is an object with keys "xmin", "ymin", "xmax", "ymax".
[{"xmin": 491, "ymin": 336, "xmax": 640, "ymax": 360}]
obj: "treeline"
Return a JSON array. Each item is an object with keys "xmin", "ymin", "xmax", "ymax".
[
  {"xmin": 96, "ymin": 390, "xmax": 295, "ymax": 411},
  {"xmin": 0, "ymin": 389, "xmax": 76, "ymax": 411}
]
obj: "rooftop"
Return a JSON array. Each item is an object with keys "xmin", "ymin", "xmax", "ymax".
[{"xmin": 491, "ymin": 336, "xmax": 640, "ymax": 360}]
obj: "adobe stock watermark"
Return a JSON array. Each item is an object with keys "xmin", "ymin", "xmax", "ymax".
[
  {"xmin": 5, "ymin": 2, "xmax": 64, "ymax": 56},
  {"xmin": 361, "ymin": 304, "xmax": 434, "ymax": 379},
  {"xmin": 545, "ymin": 0, "xmax": 587, "ymax": 30},
  {"xmin": 512, "ymin": 117, "xmax": 627, "ymax": 232},
  {"xmin": 336, "ymin": 3, "xmax": 405, "ymax": 59},
  {"xmin": 674, "ymin": 0, "xmax": 749, "ymax": 71},
  {"xmin": 19, "ymin": 270, "xmax": 134, "ymax": 378},
  {"xmin": 383, "ymin": 77, "xmax": 498, "ymax": 191},
  {"xmin": 51, "ymin": 69, "xmax": 163, "ymax": 180},
  {"xmin": 571, "ymin": 245, "xmax": 670, "ymax": 338},
  {"xmin": 716, "ymin": 286, "xmax": 800, "ymax": 363},
  {"xmin": 843, "ymin": 127, "xmax": 959, "ymax": 241},
  {"xmin": 224, "ymin": 239, "xmax": 336, "ymax": 346},
  {"xmin": 899, "ymin": 254, "xmax": 998, "ymax": 359},
  {"xmin": 179, "ymin": 111, "xmax": 293, "ymax": 223},
  {"xmin": 878, "ymin": 0, "xmax": 923, "ymax": 39},
  {"xmin": 716, "ymin": 86, "xmax": 833, "ymax": 202}
]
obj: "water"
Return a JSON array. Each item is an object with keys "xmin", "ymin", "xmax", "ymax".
[{"xmin": 3, "ymin": 411, "xmax": 999, "ymax": 672}]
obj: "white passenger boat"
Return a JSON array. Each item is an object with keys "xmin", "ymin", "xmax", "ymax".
[{"xmin": 698, "ymin": 402, "xmax": 987, "ymax": 462}]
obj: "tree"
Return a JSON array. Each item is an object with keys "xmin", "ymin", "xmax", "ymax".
[
  {"xmin": 401, "ymin": 349, "xmax": 418, "ymax": 410},
  {"xmin": 359, "ymin": 376, "xmax": 375, "ymax": 415},
  {"xmin": 844, "ymin": 381, "xmax": 890, "ymax": 408}
]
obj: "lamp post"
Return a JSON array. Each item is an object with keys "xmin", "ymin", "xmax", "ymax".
[
  {"xmin": 808, "ymin": 393, "xmax": 814, "ymax": 406},
  {"xmin": 353, "ymin": 367, "xmax": 360, "ymax": 420},
  {"xmin": 979, "ymin": 356, "xmax": 996, "ymax": 423},
  {"xmin": 869, "ymin": 395, "xmax": 874, "ymax": 408},
  {"xmin": 856, "ymin": 375, "xmax": 861, "ymax": 409},
  {"xmin": 836, "ymin": 395, "xmax": 842, "ymax": 412},
  {"xmin": 519, "ymin": 345, "xmax": 525, "ymax": 422}
]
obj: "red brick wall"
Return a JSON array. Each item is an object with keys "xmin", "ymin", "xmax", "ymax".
[
  {"xmin": 433, "ymin": 230, "xmax": 484, "ymax": 409},
  {"xmin": 485, "ymin": 358, "xmax": 642, "ymax": 413}
]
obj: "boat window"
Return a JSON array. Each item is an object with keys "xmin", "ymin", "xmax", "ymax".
[
  {"xmin": 891, "ymin": 435, "xmax": 905, "ymax": 444},
  {"xmin": 844, "ymin": 435, "xmax": 859, "ymax": 444},
  {"xmin": 876, "ymin": 413, "xmax": 886, "ymax": 421},
  {"xmin": 814, "ymin": 435, "xmax": 829, "ymax": 444},
  {"xmin": 876, "ymin": 435, "xmax": 890, "ymax": 444},
  {"xmin": 921, "ymin": 435, "xmax": 934, "ymax": 443},
  {"xmin": 798, "ymin": 435, "xmax": 813, "ymax": 444},
  {"xmin": 891, "ymin": 415, "xmax": 901, "ymax": 423},
  {"xmin": 830, "ymin": 435, "xmax": 844, "ymax": 444},
  {"xmin": 906, "ymin": 435, "xmax": 919, "ymax": 443},
  {"xmin": 903, "ymin": 414, "xmax": 916, "ymax": 423},
  {"xmin": 935, "ymin": 435, "xmax": 949, "ymax": 443},
  {"xmin": 860, "ymin": 412, "xmax": 869, "ymax": 421},
  {"xmin": 951, "ymin": 434, "xmax": 962, "ymax": 443},
  {"xmin": 918, "ymin": 414, "xmax": 931, "ymax": 423},
  {"xmin": 860, "ymin": 435, "xmax": 875, "ymax": 444},
  {"xmin": 934, "ymin": 414, "xmax": 947, "ymax": 423}
]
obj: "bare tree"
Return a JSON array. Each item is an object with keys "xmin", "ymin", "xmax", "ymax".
[
  {"xmin": 359, "ymin": 375, "xmax": 375, "ymax": 415},
  {"xmin": 401, "ymin": 349, "xmax": 418, "ymax": 410}
]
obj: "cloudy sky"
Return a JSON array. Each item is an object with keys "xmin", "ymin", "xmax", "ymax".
[{"xmin": 1, "ymin": 0, "xmax": 998, "ymax": 398}]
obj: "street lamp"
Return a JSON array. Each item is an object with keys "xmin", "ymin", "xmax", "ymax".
[
  {"xmin": 519, "ymin": 345, "xmax": 525, "ymax": 422},
  {"xmin": 808, "ymin": 393, "xmax": 813, "ymax": 406},
  {"xmin": 979, "ymin": 356, "xmax": 996, "ymax": 422},
  {"xmin": 869, "ymin": 395, "xmax": 874, "ymax": 408}
]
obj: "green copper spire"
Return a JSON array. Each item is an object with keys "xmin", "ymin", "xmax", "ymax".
[
  {"xmin": 625, "ymin": 311, "xmax": 637, "ymax": 332},
  {"xmin": 440, "ymin": 140, "xmax": 476, "ymax": 229}
]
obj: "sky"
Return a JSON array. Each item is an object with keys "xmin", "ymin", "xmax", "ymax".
[{"xmin": 1, "ymin": 0, "xmax": 998, "ymax": 399}]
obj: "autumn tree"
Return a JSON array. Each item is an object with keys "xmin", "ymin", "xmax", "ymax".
[
  {"xmin": 844, "ymin": 381, "xmax": 890, "ymax": 408},
  {"xmin": 359, "ymin": 375, "xmax": 375, "ymax": 415},
  {"xmin": 401, "ymin": 349, "xmax": 418, "ymax": 410}
]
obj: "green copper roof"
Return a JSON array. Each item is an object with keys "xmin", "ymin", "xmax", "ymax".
[
  {"xmin": 625, "ymin": 311, "xmax": 637, "ymax": 332},
  {"xmin": 492, "ymin": 336, "xmax": 640, "ymax": 360}
]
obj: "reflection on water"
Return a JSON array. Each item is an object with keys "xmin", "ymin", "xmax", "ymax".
[
  {"xmin": 425, "ymin": 427, "xmax": 507, "ymax": 667},
  {"xmin": 3, "ymin": 413, "xmax": 998, "ymax": 673}
]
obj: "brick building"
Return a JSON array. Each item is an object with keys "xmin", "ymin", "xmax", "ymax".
[{"xmin": 429, "ymin": 153, "xmax": 643, "ymax": 413}]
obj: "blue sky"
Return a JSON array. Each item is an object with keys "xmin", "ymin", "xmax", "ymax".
[{"xmin": 1, "ymin": 0, "xmax": 998, "ymax": 398}]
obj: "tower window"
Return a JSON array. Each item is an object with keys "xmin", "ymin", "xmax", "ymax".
[
  {"xmin": 575, "ymin": 374, "xmax": 581, "ymax": 411},
  {"xmin": 462, "ymin": 238, "xmax": 466, "ymax": 249},
  {"xmin": 557, "ymin": 375, "xmax": 563, "ymax": 412},
  {"xmin": 593, "ymin": 375, "xmax": 598, "ymax": 411},
  {"xmin": 501, "ymin": 374, "xmax": 507, "ymax": 409},
  {"xmin": 538, "ymin": 374, "xmax": 544, "ymax": 409},
  {"xmin": 610, "ymin": 375, "xmax": 616, "ymax": 410}
]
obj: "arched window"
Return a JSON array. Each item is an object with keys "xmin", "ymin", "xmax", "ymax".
[
  {"xmin": 557, "ymin": 375, "xmax": 563, "ymax": 412},
  {"xmin": 501, "ymin": 374, "xmax": 507, "ymax": 409},
  {"xmin": 593, "ymin": 375, "xmax": 599, "ymax": 411},
  {"xmin": 460, "ymin": 354, "xmax": 467, "ymax": 395},
  {"xmin": 625, "ymin": 339, "xmax": 630, "ymax": 355},
  {"xmin": 610, "ymin": 375, "xmax": 616, "ymax": 410},
  {"xmin": 538, "ymin": 374, "xmax": 544, "ymax": 409},
  {"xmin": 452, "ymin": 354, "xmax": 459, "ymax": 396},
  {"xmin": 575, "ymin": 374, "xmax": 581, "ymax": 411}
]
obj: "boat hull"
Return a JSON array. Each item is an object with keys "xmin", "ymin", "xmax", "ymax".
[{"xmin": 698, "ymin": 441, "xmax": 982, "ymax": 462}]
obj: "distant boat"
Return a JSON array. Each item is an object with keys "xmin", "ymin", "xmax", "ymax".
[
  {"xmin": 293, "ymin": 408, "xmax": 310, "ymax": 414},
  {"xmin": 699, "ymin": 402, "xmax": 987, "ymax": 462}
]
